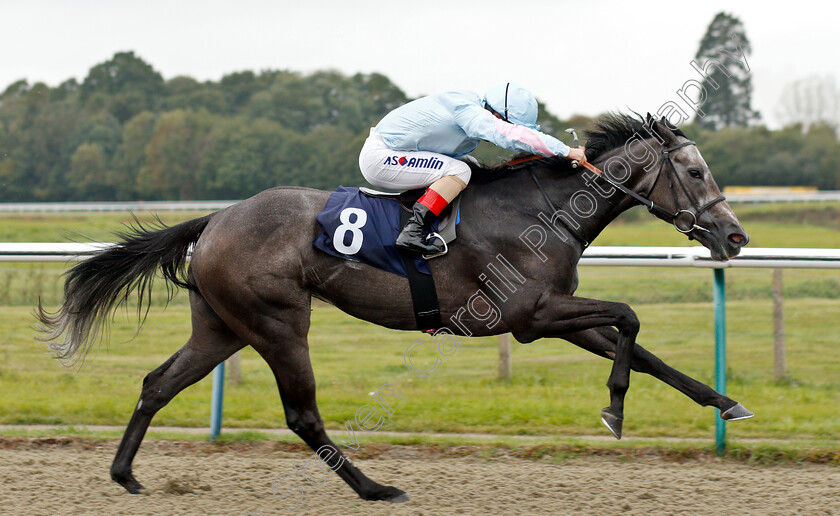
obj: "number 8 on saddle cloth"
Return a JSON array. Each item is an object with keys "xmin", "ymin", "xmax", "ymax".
[{"xmin": 313, "ymin": 186, "xmax": 460, "ymax": 278}]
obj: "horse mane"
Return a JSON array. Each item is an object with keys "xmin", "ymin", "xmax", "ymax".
[
  {"xmin": 469, "ymin": 154, "xmax": 574, "ymax": 184},
  {"xmin": 470, "ymin": 112, "xmax": 686, "ymax": 184},
  {"xmin": 583, "ymin": 112, "xmax": 686, "ymax": 162}
]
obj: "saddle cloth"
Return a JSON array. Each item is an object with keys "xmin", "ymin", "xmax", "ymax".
[{"xmin": 313, "ymin": 186, "xmax": 459, "ymax": 278}]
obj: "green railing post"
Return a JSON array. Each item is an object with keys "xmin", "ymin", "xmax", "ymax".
[
  {"xmin": 713, "ymin": 268, "xmax": 727, "ymax": 456},
  {"xmin": 210, "ymin": 362, "xmax": 225, "ymax": 441}
]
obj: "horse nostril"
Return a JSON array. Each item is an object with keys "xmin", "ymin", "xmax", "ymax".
[{"xmin": 728, "ymin": 233, "xmax": 748, "ymax": 247}]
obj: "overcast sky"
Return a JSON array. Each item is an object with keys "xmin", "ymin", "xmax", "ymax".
[{"xmin": 3, "ymin": 0, "xmax": 837, "ymax": 129}]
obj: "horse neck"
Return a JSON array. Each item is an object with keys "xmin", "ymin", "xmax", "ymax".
[
  {"xmin": 584, "ymin": 140, "xmax": 665, "ymax": 217},
  {"xmin": 495, "ymin": 162, "xmax": 644, "ymax": 247},
  {"xmin": 464, "ymin": 144, "xmax": 662, "ymax": 251}
]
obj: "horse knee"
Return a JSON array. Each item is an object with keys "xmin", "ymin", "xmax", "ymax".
[
  {"xmin": 286, "ymin": 410, "xmax": 324, "ymax": 436},
  {"xmin": 615, "ymin": 304, "xmax": 640, "ymax": 335},
  {"xmin": 607, "ymin": 375, "xmax": 630, "ymax": 395}
]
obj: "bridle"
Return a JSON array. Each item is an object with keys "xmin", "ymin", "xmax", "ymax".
[
  {"xmin": 526, "ymin": 138, "xmax": 727, "ymax": 244},
  {"xmin": 639, "ymin": 140, "xmax": 727, "ymax": 235}
]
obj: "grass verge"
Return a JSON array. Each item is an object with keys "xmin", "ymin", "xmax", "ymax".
[{"xmin": 1, "ymin": 428, "xmax": 837, "ymax": 466}]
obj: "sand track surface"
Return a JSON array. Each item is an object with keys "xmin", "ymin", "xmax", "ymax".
[{"xmin": 0, "ymin": 438, "xmax": 837, "ymax": 515}]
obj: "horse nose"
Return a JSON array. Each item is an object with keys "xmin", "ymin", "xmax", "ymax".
[{"xmin": 728, "ymin": 231, "xmax": 749, "ymax": 248}]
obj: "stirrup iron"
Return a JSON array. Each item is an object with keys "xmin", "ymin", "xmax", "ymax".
[{"xmin": 422, "ymin": 232, "xmax": 448, "ymax": 259}]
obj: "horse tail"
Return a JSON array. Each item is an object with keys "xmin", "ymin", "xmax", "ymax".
[{"xmin": 37, "ymin": 214, "xmax": 215, "ymax": 364}]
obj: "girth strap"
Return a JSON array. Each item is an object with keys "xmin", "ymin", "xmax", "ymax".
[{"xmin": 398, "ymin": 208, "xmax": 443, "ymax": 332}]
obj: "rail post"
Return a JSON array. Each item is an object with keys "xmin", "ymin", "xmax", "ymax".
[
  {"xmin": 773, "ymin": 268, "xmax": 786, "ymax": 381},
  {"xmin": 210, "ymin": 362, "xmax": 225, "ymax": 440},
  {"xmin": 713, "ymin": 268, "xmax": 727, "ymax": 456},
  {"xmin": 499, "ymin": 333, "xmax": 512, "ymax": 381},
  {"xmin": 228, "ymin": 351, "xmax": 243, "ymax": 385}
]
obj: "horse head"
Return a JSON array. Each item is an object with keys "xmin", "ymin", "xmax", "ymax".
[
  {"xmin": 587, "ymin": 113, "xmax": 749, "ymax": 261},
  {"xmin": 643, "ymin": 115, "xmax": 749, "ymax": 260}
]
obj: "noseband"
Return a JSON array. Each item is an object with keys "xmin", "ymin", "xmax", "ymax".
[{"xmin": 529, "ymin": 139, "xmax": 726, "ymax": 244}]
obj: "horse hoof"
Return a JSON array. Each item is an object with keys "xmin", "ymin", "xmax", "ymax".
[
  {"xmin": 390, "ymin": 493, "xmax": 411, "ymax": 504},
  {"xmin": 721, "ymin": 402, "xmax": 754, "ymax": 421},
  {"xmin": 112, "ymin": 473, "xmax": 145, "ymax": 494},
  {"xmin": 600, "ymin": 408, "xmax": 623, "ymax": 440},
  {"xmin": 366, "ymin": 485, "xmax": 410, "ymax": 503}
]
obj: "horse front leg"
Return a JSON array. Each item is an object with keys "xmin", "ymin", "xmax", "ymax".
[
  {"xmin": 514, "ymin": 294, "xmax": 640, "ymax": 439},
  {"xmin": 560, "ymin": 327, "xmax": 754, "ymax": 420}
]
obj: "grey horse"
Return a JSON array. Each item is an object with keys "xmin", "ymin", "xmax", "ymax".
[{"xmin": 38, "ymin": 113, "xmax": 753, "ymax": 503}]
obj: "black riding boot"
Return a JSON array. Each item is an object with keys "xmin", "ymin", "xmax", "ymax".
[{"xmin": 396, "ymin": 202, "xmax": 445, "ymax": 255}]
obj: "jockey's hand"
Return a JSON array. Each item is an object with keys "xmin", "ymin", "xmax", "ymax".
[{"xmin": 566, "ymin": 146, "xmax": 587, "ymax": 164}]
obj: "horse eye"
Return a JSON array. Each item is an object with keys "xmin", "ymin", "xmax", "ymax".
[{"xmin": 688, "ymin": 169, "xmax": 702, "ymax": 179}]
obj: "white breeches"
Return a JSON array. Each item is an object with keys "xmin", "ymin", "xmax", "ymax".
[{"xmin": 358, "ymin": 128, "xmax": 473, "ymax": 190}]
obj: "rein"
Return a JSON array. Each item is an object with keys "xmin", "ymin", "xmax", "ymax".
[{"xmin": 519, "ymin": 140, "xmax": 726, "ymax": 242}]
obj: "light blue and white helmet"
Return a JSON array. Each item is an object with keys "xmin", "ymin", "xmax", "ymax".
[{"xmin": 483, "ymin": 82, "xmax": 541, "ymax": 130}]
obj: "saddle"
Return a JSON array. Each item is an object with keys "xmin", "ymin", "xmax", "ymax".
[{"xmin": 358, "ymin": 187, "xmax": 461, "ymax": 251}]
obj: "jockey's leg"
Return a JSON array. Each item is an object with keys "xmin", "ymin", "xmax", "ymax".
[{"xmin": 396, "ymin": 175, "xmax": 466, "ymax": 254}]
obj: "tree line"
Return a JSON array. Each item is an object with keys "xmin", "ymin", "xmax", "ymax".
[
  {"xmin": 0, "ymin": 51, "xmax": 838, "ymax": 202},
  {"xmin": 0, "ymin": 51, "xmax": 409, "ymax": 201}
]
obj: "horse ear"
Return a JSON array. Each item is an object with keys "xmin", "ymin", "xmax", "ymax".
[
  {"xmin": 651, "ymin": 119, "xmax": 678, "ymax": 146},
  {"xmin": 645, "ymin": 112, "xmax": 654, "ymax": 125},
  {"xmin": 659, "ymin": 115, "xmax": 679, "ymax": 132}
]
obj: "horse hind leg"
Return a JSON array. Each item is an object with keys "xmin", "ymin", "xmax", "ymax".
[
  {"xmin": 110, "ymin": 295, "xmax": 244, "ymax": 493},
  {"xmin": 248, "ymin": 305, "xmax": 409, "ymax": 505}
]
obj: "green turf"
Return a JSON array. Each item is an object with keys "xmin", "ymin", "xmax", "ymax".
[
  {"xmin": 0, "ymin": 211, "xmax": 215, "ymax": 242},
  {"xmin": 1, "ymin": 297, "xmax": 838, "ymax": 440},
  {"xmin": 2, "ymin": 428, "xmax": 838, "ymax": 466},
  {"xmin": 0, "ymin": 204, "xmax": 837, "ymax": 445},
  {"xmin": 601, "ymin": 206, "xmax": 840, "ymax": 248}
]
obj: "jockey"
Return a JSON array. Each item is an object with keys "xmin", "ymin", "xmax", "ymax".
[{"xmin": 359, "ymin": 82, "xmax": 587, "ymax": 254}]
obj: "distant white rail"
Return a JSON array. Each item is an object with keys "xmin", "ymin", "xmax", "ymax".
[
  {"xmin": 0, "ymin": 201, "xmax": 237, "ymax": 212},
  {"xmin": 0, "ymin": 191, "xmax": 838, "ymax": 212},
  {"xmin": 2, "ymin": 243, "xmax": 840, "ymax": 269},
  {"xmin": 579, "ymin": 247, "xmax": 840, "ymax": 269},
  {"xmin": 0, "ymin": 243, "xmax": 113, "ymax": 262},
  {"xmin": 725, "ymin": 191, "xmax": 840, "ymax": 203}
]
